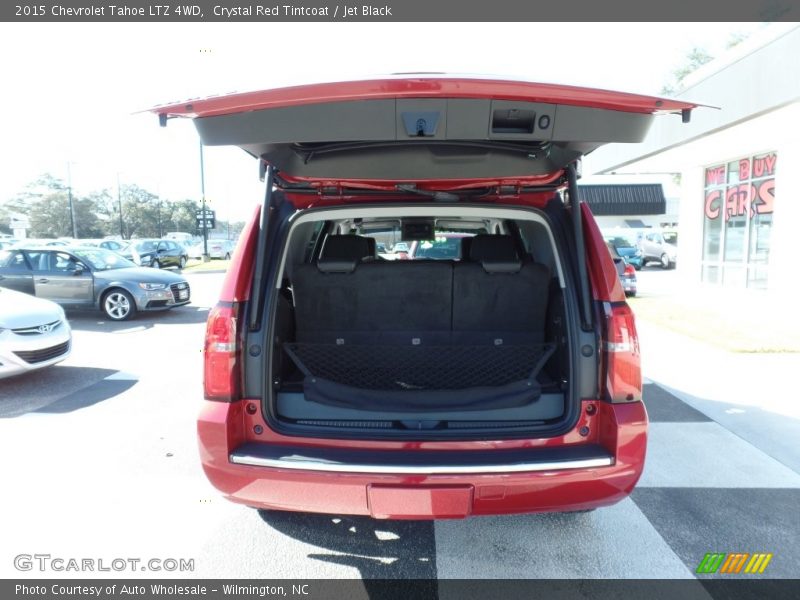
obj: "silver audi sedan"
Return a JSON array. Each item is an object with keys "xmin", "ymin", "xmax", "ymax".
[
  {"xmin": 0, "ymin": 246, "xmax": 191, "ymax": 321},
  {"xmin": 0, "ymin": 287, "xmax": 72, "ymax": 379}
]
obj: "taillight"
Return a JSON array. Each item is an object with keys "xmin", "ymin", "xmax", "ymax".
[
  {"xmin": 601, "ymin": 302, "xmax": 642, "ymax": 403},
  {"xmin": 204, "ymin": 303, "xmax": 240, "ymax": 401},
  {"xmin": 623, "ymin": 264, "xmax": 636, "ymax": 276}
]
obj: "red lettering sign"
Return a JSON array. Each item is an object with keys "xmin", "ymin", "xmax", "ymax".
[
  {"xmin": 705, "ymin": 165, "xmax": 726, "ymax": 186},
  {"xmin": 739, "ymin": 159, "xmax": 751, "ymax": 181},
  {"xmin": 724, "ymin": 184, "xmax": 753, "ymax": 221},
  {"xmin": 705, "ymin": 189, "xmax": 721, "ymax": 219},
  {"xmin": 755, "ymin": 179, "xmax": 775, "ymax": 214},
  {"xmin": 753, "ymin": 153, "xmax": 777, "ymax": 178}
]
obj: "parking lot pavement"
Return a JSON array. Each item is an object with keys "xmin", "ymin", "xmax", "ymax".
[{"xmin": 0, "ymin": 271, "xmax": 797, "ymax": 581}]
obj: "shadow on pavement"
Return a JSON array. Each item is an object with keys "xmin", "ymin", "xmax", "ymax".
[
  {"xmin": 0, "ymin": 366, "xmax": 133, "ymax": 417},
  {"xmin": 257, "ymin": 510, "xmax": 437, "ymax": 581}
]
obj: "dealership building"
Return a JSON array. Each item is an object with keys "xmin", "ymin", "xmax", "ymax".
[{"xmin": 584, "ymin": 23, "xmax": 800, "ymax": 294}]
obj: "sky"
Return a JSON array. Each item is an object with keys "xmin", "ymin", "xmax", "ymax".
[{"xmin": 0, "ymin": 21, "xmax": 768, "ymax": 223}]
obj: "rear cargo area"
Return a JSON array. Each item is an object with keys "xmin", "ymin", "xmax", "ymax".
[{"xmin": 267, "ymin": 208, "xmax": 574, "ymax": 435}]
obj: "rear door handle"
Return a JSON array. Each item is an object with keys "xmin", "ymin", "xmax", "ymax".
[{"xmin": 36, "ymin": 278, "xmax": 49, "ymax": 283}]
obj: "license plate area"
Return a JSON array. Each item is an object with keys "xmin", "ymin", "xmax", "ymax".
[{"xmin": 367, "ymin": 485, "xmax": 473, "ymax": 519}]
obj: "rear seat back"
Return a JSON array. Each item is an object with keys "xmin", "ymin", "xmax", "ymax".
[
  {"xmin": 293, "ymin": 233, "xmax": 550, "ymax": 346},
  {"xmin": 452, "ymin": 234, "xmax": 550, "ymax": 343},
  {"xmin": 293, "ymin": 235, "xmax": 451, "ymax": 344}
]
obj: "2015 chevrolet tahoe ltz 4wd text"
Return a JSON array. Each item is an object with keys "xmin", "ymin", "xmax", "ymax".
[{"xmin": 153, "ymin": 76, "xmax": 699, "ymax": 519}]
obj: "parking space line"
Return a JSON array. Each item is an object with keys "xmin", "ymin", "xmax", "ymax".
[{"xmin": 638, "ymin": 422, "xmax": 800, "ymax": 488}]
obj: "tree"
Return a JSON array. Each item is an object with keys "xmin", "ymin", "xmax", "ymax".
[
  {"xmin": 7, "ymin": 174, "xmax": 107, "ymax": 238},
  {"xmin": 660, "ymin": 47, "xmax": 714, "ymax": 96},
  {"xmin": 165, "ymin": 198, "xmax": 201, "ymax": 234},
  {"xmin": 119, "ymin": 184, "xmax": 162, "ymax": 238}
]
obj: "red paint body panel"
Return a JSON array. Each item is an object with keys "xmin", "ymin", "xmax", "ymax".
[
  {"xmin": 153, "ymin": 77, "xmax": 698, "ymax": 119},
  {"xmin": 197, "ymin": 400, "xmax": 647, "ymax": 519},
  {"xmin": 218, "ymin": 204, "xmax": 260, "ymax": 303},
  {"xmin": 581, "ymin": 202, "xmax": 626, "ymax": 303}
]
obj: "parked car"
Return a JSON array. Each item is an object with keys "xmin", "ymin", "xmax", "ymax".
[
  {"xmin": 155, "ymin": 76, "xmax": 700, "ymax": 518},
  {"xmin": 640, "ymin": 229, "xmax": 678, "ymax": 269},
  {"xmin": 183, "ymin": 240, "xmax": 204, "ymax": 260},
  {"xmin": 612, "ymin": 256, "xmax": 637, "ymax": 297},
  {"xmin": 0, "ymin": 287, "xmax": 72, "ymax": 379},
  {"xmin": 75, "ymin": 239, "xmax": 129, "ymax": 254},
  {"xmin": 391, "ymin": 242, "xmax": 410, "ymax": 254},
  {"xmin": 208, "ymin": 239, "xmax": 235, "ymax": 259},
  {"xmin": 123, "ymin": 239, "xmax": 189, "ymax": 270},
  {"xmin": 0, "ymin": 246, "xmax": 190, "ymax": 321},
  {"xmin": 602, "ymin": 230, "xmax": 644, "ymax": 270}
]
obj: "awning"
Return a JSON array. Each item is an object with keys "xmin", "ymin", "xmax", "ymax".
[{"xmin": 578, "ymin": 184, "xmax": 666, "ymax": 216}]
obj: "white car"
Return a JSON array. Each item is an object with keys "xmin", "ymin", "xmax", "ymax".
[
  {"xmin": 0, "ymin": 288, "xmax": 72, "ymax": 379},
  {"xmin": 208, "ymin": 239, "xmax": 235, "ymax": 259}
]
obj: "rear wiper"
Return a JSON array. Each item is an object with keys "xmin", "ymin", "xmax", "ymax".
[{"xmin": 395, "ymin": 184, "xmax": 459, "ymax": 202}]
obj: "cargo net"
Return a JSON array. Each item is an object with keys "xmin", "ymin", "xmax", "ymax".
[{"xmin": 283, "ymin": 342, "xmax": 555, "ymax": 391}]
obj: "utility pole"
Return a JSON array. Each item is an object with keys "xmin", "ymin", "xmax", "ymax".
[
  {"xmin": 200, "ymin": 141, "xmax": 209, "ymax": 261},
  {"xmin": 67, "ymin": 162, "xmax": 77, "ymax": 239},
  {"xmin": 116, "ymin": 173, "xmax": 125, "ymax": 238}
]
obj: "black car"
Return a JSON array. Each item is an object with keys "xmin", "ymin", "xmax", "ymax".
[{"xmin": 123, "ymin": 239, "xmax": 189, "ymax": 269}]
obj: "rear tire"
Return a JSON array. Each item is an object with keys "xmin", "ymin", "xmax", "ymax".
[
  {"xmin": 102, "ymin": 289, "xmax": 137, "ymax": 321},
  {"xmin": 660, "ymin": 253, "xmax": 671, "ymax": 269},
  {"xmin": 151, "ymin": 259, "xmax": 161, "ymax": 269},
  {"xmin": 179, "ymin": 256, "xmax": 187, "ymax": 269}
]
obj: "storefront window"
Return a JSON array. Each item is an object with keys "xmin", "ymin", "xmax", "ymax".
[{"xmin": 701, "ymin": 152, "xmax": 776, "ymax": 288}]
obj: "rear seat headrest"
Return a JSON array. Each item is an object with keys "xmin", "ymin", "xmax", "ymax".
[
  {"xmin": 321, "ymin": 234, "xmax": 374, "ymax": 261},
  {"xmin": 317, "ymin": 259, "xmax": 358, "ymax": 274},
  {"xmin": 469, "ymin": 234, "xmax": 522, "ymax": 273},
  {"xmin": 460, "ymin": 236, "xmax": 472, "ymax": 261},
  {"xmin": 318, "ymin": 235, "xmax": 374, "ymax": 272}
]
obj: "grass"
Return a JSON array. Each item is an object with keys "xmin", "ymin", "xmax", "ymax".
[{"xmin": 628, "ymin": 292, "xmax": 800, "ymax": 353}]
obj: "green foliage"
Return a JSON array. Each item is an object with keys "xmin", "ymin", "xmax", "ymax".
[
  {"xmin": 1, "ymin": 173, "xmax": 208, "ymax": 240},
  {"xmin": 660, "ymin": 47, "xmax": 714, "ymax": 96}
]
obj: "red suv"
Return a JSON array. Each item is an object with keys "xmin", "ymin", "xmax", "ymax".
[{"xmin": 155, "ymin": 77, "xmax": 698, "ymax": 519}]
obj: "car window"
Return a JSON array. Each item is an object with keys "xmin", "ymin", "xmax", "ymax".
[
  {"xmin": 52, "ymin": 252, "xmax": 81, "ymax": 273},
  {"xmin": 135, "ymin": 241, "xmax": 157, "ymax": 252},
  {"xmin": 0, "ymin": 250, "xmax": 29, "ymax": 270},
  {"xmin": 413, "ymin": 235, "xmax": 470, "ymax": 260},
  {"xmin": 72, "ymin": 248, "xmax": 136, "ymax": 271},
  {"xmin": 27, "ymin": 251, "xmax": 49, "ymax": 271},
  {"xmin": 663, "ymin": 232, "xmax": 678, "ymax": 245},
  {"xmin": 605, "ymin": 235, "xmax": 637, "ymax": 248}
]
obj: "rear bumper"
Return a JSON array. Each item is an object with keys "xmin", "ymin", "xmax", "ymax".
[{"xmin": 198, "ymin": 400, "xmax": 647, "ymax": 519}]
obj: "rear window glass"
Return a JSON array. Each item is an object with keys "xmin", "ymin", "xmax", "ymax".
[
  {"xmin": 604, "ymin": 235, "xmax": 638, "ymax": 248},
  {"xmin": 413, "ymin": 234, "xmax": 472, "ymax": 259}
]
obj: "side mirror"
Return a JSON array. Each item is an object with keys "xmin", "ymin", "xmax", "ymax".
[{"xmin": 70, "ymin": 263, "xmax": 85, "ymax": 275}]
